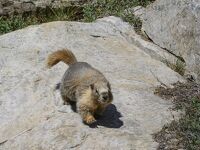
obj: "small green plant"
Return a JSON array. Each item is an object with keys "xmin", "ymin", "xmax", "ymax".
[
  {"xmin": 174, "ymin": 58, "xmax": 186, "ymax": 76},
  {"xmin": 122, "ymin": 13, "xmax": 142, "ymax": 32},
  {"xmin": 0, "ymin": 16, "xmax": 26, "ymax": 34},
  {"xmin": 164, "ymin": 57, "xmax": 186, "ymax": 76}
]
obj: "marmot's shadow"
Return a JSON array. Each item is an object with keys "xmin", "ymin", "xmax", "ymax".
[
  {"xmin": 95, "ymin": 104, "xmax": 123, "ymax": 128},
  {"xmin": 69, "ymin": 103, "xmax": 123, "ymax": 128}
]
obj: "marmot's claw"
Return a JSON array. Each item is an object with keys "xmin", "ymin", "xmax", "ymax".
[{"xmin": 85, "ymin": 116, "xmax": 96, "ymax": 124}]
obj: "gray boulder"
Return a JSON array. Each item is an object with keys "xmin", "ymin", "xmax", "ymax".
[
  {"xmin": 0, "ymin": 16, "xmax": 184, "ymax": 149},
  {"xmin": 142, "ymin": 0, "xmax": 200, "ymax": 81}
]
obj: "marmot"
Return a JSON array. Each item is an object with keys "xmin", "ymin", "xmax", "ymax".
[{"xmin": 47, "ymin": 49, "xmax": 113, "ymax": 124}]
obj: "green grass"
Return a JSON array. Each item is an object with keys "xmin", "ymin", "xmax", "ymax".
[
  {"xmin": 83, "ymin": 0, "xmax": 154, "ymax": 31},
  {"xmin": 83, "ymin": 0, "xmax": 153, "ymax": 22},
  {"xmin": 0, "ymin": 6, "xmax": 83, "ymax": 34},
  {"xmin": 154, "ymin": 82, "xmax": 200, "ymax": 150},
  {"xmin": 0, "ymin": 0, "xmax": 155, "ymax": 35},
  {"xmin": 0, "ymin": 16, "xmax": 36, "ymax": 34}
]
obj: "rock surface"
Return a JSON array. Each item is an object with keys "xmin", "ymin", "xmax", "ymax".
[
  {"xmin": 0, "ymin": 16, "xmax": 184, "ymax": 149},
  {"xmin": 125, "ymin": 6, "xmax": 145, "ymax": 19},
  {"xmin": 0, "ymin": 0, "xmax": 86, "ymax": 16},
  {"xmin": 142, "ymin": 0, "xmax": 200, "ymax": 81}
]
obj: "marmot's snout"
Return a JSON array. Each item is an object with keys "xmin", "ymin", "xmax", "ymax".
[
  {"xmin": 99, "ymin": 92, "xmax": 110, "ymax": 103},
  {"xmin": 102, "ymin": 92, "xmax": 109, "ymax": 101}
]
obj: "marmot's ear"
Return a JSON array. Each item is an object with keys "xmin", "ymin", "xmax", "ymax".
[{"xmin": 90, "ymin": 84, "xmax": 94, "ymax": 90}]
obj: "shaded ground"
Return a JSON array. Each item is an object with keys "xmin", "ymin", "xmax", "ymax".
[{"xmin": 154, "ymin": 81, "xmax": 200, "ymax": 150}]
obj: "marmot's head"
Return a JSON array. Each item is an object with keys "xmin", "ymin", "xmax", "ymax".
[{"xmin": 90, "ymin": 81, "xmax": 113, "ymax": 104}]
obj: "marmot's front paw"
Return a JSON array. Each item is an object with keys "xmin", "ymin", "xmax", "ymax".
[{"xmin": 85, "ymin": 115, "xmax": 96, "ymax": 124}]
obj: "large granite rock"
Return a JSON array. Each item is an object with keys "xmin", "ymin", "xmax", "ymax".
[
  {"xmin": 142, "ymin": 0, "xmax": 200, "ymax": 81},
  {"xmin": 0, "ymin": 16, "xmax": 184, "ymax": 149},
  {"xmin": 0, "ymin": 0, "xmax": 86, "ymax": 16}
]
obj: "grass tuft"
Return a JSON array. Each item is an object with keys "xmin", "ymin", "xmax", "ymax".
[{"xmin": 0, "ymin": 6, "xmax": 83, "ymax": 34}]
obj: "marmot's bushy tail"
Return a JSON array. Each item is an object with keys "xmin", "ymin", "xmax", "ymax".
[{"xmin": 47, "ymin": 49, "xmax": 77, "ymax": 68}]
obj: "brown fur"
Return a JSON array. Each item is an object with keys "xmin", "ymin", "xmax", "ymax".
[
  {"xmin": 46, "ymin": 49, "xmax": 113, "ymax": 124},
  {"xmin": 47, "ymin": 49, "xmax": 77, "ymax": 68}
]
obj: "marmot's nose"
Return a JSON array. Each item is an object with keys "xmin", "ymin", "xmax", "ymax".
[{"xmin": 102, "ymin": 93, "xmax": 108, "ymax": 100}]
